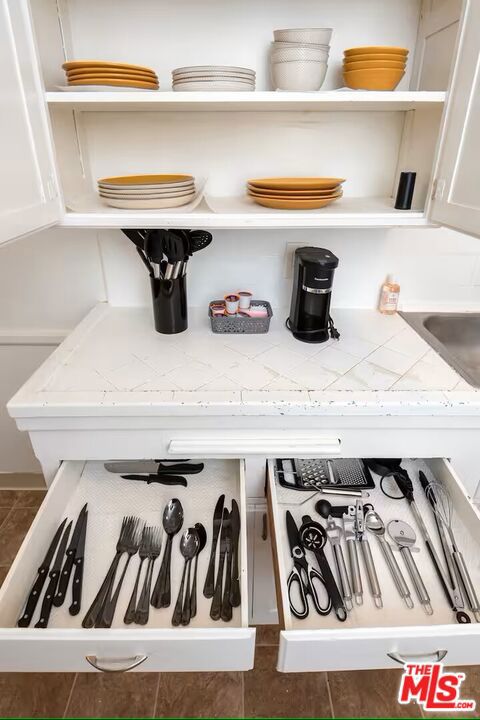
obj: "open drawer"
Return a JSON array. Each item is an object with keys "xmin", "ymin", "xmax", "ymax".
[
  {"xmin": 0, "ymin": 460, "xmax": 254, "ymax": 672},
  {"xmin": 267, "ymin": 458, "xmax": 480, "ymax": 672}
]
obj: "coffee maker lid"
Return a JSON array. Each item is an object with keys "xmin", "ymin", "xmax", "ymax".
[{"xmin": 295, "ymin": 246, "xmax": 339, "ymax": 269}]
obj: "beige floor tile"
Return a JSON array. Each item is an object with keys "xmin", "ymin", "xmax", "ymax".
[
  {"xmin": 155, "ymin": 671, "xmax": 243, "ymax": 718},
  {"xmin": 0, "ymin": 491, "xmax": 20, "ymax": 508},
  {"xmin": 13, "ymin": 490, "xmax": 47, "ymax": 509},
  {"xmin": 0, "ymin": 508, "xmax": 10, "ymax": 531},
  {"xmin": 0, "ymin": 508, "xmax": 37, "ymax": 565},
  {"xmin": 0, "ymin": 566, "xmax": 9, "ymax": 587},
  {"xmin": 254, "ymin": 624, "xmax": 280, "ymax": 646},
  {"xmin": 0, "ymin": 673, "xmax": 74, "ymax": 718},
  {"xmin": 66, "ymin": 672, "xmax": 158, "ymax": 717},
  {"xmin": 328, "ymin": 668, "xmax": 422, "ymax": 718},
  {"xmin": 244, "ymin": 646, "xmax": 331, "ymax": 718}
]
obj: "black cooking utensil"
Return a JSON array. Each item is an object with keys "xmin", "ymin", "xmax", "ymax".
[
  {"xmin": 229, "ymin": 500, "xmax": 241, "ymax": 607},
  {"xmin": 151, "ymin": 499, "xmax": 184, "ymax": 608},
  {"xmin": 299, "ymin": 515, "xmax": 347, "ymax": 622},
  {"xmin": 35, "ymin": 521, "xmax": 72, "ymax": 628},
  {"xmin": 53, "ymin": 504, "xmax": 88, "ymax": 608},
  {"xmin": 190, "ymin": 522, "xmax": 207, "ymax": 619},
  {"xmin": 121, "ymin": 228, "xmax": 146, "ymax": 249},
  {"xmin": 315, "ymin": 499, "xmax": 350, "ymax": 519},
  {"xmin": 204, "ymin": 494, "xmax": 225, "ymax": 598},
  {"xmin": 69, "ymin": 509, "xmax": 88, "ymax": 616},
  {"xmin": 17, "ymin": 518, "xmax": 68, "ymax": 627},
  {"xmin": 121, "ymin": 474, "xmax": 188, "ymax": 486},
  {"xmin": 210, "ymin": 509, "xmax": 229, "ymax": 621},
  {"xmin": 104, "ymin": 461, "xmax": 203, "ymax": 475},
  {"xmin": 188, "ymin": 230, "xmax": 213, "ymax": 255},
  {"xmin": 221, "ymin": 514, "xmax": 233, "ymax": 622}
]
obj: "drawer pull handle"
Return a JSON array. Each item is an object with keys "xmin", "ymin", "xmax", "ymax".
[
  {"xmin": 85, "ymin": 654, "xmax": 148, "ymax": 673},
  {"xmin": 387, "ymin": 649, "xmax": 447, "ymax": 665}
]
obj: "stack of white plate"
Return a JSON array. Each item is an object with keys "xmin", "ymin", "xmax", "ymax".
[
  {"xmin": 172, "ymin": 66, "xmax": 255, "ymax": 92},
  {"xmin": 271, "ymin": 28, "xmax": 332, "ymax": 91},
  {"xmin": 97, "ymin": 174, "xmax": 196, "ymax": 209}
]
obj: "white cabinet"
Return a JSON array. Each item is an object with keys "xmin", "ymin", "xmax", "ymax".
[
  {"xmin": 1, "ymin": 0, "xmax": 479, "ymax": 234},
  {"xmin": 0, "ymin": 0, "xmax": 61, "ymax": 245}
]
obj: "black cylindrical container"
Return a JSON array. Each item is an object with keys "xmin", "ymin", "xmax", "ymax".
[
  {"xmin": 150, "ymin": 275, "xmax": 188, "ymax": 334},
  {"xmin": 395, "ymin": 172, "xmax": 416, "ymax": 210},
  {"xmin": 288, "ymin": 247, "xmax": 339, "ymax": 343}
]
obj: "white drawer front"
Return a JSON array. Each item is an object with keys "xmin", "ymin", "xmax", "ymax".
[
  {"xmin": 0, "ymin": 460, "xmax": 254, "ymax": 672},
  {"xmin": 268, "ymin": 457, "xmax": 480, "ymax": 672}
]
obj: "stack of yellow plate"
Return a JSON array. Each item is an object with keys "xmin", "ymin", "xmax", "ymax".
[
  {"xmin": 247, "ymin": 177, "xmax": 345, "ymax": 209},
  {"xmin": 62, "ymin": 60, "xmax": 159, "ymax": 90},
  {"xmin": 343, "ymin": 46, "xmax": 408, "ymax": 90},
  {"xmin": 97, "ymin": 174, "xmax": 195, "ymax": 209}
]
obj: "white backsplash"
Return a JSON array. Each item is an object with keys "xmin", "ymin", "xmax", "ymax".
[{"xmin": 99, "ymin": 225, "xmax": 480, "ymax": 312}]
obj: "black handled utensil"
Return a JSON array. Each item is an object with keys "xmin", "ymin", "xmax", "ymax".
[
  {"xmin": 151, "ymin": 499, "xmax": 184, "ymax": 608},
  {"xmin": 53, "ymin": 504, "xmax": 87, "ymax": 608},
  {"xmin": 105, "ymin": 461, "xmax": 203, "ymax": 475},
  {"xmin": 18, "ymin": 518, "xmax": 68, "ymax": 627},
  {"xmin": 69, "ymin": 509, "xmax": 88, "ymax": 616},
  {"xmin": 203, "ymin": 494, "xmax": 225, "ymax": 598},
  {"xmin": 229, "ymin": 500, "xmax": 241, "ymax": 607},
  {"xmin": 121, "ymin": 474, "xmax": 188, "ymax": 486},
  {"xmin": 210, "ymin": 509, "xmax": 229, "ymax": 621},
  {"xmin": 35, "ymin": 521, "xmax": 72, "ymax": 628}
]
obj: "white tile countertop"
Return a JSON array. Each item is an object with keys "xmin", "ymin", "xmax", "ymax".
[{"xmin": 8, "ymin": 303, "xmax": 480, "ymax": 418}]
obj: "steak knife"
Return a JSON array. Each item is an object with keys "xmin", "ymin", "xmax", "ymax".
[
  {"xmin": 210, "ymin": 509, "xmax": 230, "ymax": 621},
  {"xmin": 69, "ymin": 509, "xmax": 88, "ymax": 615},
  {"xmin": 203, "ymin": 494, "xmax": 225, "ymax": 598},
  {"xmin": 35, "ymin": 521, "xmax": 72, "ymax": 628},
  {"xmin": 121, "ymin": 474, "xmax": 187, "ymax": 486},
  {"xmin": 53, "ymin": 504, "xmax": 88, "ymax": 607},
  {"xmin": 105, "ymin": 461, "xmax": 203, "ymax": 475},
  {"xmin": 229, "ymin": 500, "xmax": 241, "ymax": 607},
  {"xmin": 17, "ymin": 517, "xmax": 67, "ymax": 627}
]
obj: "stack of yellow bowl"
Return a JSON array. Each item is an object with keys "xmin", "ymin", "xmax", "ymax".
[
  {"xmin": 247, "ymin": 177, "xmax": 345, "ymax": 210},
  {"xmin": 343, "ymin": 46, "xmax": 408, "ymax": 90}
]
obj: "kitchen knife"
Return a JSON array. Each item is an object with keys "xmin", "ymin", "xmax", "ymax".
[
  {"xmin": 35, "ymin": 521, "xmax": 72, "ymax": 628},
  {"xmin": 229, "ymin": 500, "xmax": 241, "ymax": 607},
  {"xmin": 69, "ymin": 509, "xmax": 88, "ymax": 616},
  {"xmin": 203, "ymin": 494, "xmax": 225, "ymax": 598},
  {"xmin": 105, "ymin": 461, "xmax": 203, "ymax": 475},
  {"xmin": 210, "ymin": 509, "xmax": 229, "ymax": 621},
  {"xmin": 53, "ymin": 504, "xmax": 88, "ymax": 607},
  {"xmin": 121, "ymin": 474, "xmax": 188, "ymax": 487},
  {"xmin": 17, "ymin": 518, "xmax": 68, "ymax": 627}
]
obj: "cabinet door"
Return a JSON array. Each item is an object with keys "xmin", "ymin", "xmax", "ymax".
[
  {"xmin": 429, "ymin": 0, "xmax": 480, "ymax": 237},
  {"xmin": 0, "ymin": 0, "xmax": 61, "ymax": 245}
]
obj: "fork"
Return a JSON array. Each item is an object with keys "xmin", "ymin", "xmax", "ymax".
[
  {"xmin": 99, "ymin": 518, "xmax": 143, "ymax": 628},
  {"xmin": 82, "ymin": 516, "xmax": 138, "ymax": 629},
  {"xmin": 135, "ymin": 527, "xmax": 161, "ymax": 625},
  {"xmin": 124, "ymin": 526, "xmax": 151, "ymax": 625}
]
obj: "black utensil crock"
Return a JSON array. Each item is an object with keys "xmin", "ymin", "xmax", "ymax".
[{"xmin": 150, "ymin": 275, "xmax": 187, "ymax": 334}]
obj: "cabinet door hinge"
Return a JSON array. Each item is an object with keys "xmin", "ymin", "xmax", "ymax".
[{"xmin": 432, "ymin": 178, "xmax": 446, "ymax": 201}]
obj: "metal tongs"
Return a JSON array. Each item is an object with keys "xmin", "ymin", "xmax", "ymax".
[{"xmin": 343, "ymin": 501, "xmax": 383, "ymax": 608}]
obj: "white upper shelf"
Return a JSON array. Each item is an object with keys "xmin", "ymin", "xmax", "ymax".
[{"xmin": 46, "ymin": 90, "xmax": 446, "ymax": 112}]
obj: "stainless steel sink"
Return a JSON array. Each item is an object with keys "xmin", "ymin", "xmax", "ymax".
[{"xmin": 400, "ymin": 312, "xmax": 480, "ymax": 388}]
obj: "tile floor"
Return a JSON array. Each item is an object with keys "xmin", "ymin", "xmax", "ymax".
[{"xmin": 0, "ymin": 489, "xmax": 479, "ymax": 718}]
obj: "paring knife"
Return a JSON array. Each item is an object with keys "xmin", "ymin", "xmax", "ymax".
[
  {"xmin": 17, "ymin": 518, "xmax": 68, "ymax": 627},
  {"xmin": 203, "ymin": 494, "xmax": 225, "ymax": 598},
  {"xmin": 35, "ymin": 521, "xmax": 72, "ymax": 628},
  {"xmin": 210, "ymin": 509, "xmax": 230, "ymax": 621},
  {"xmin": 121, "ymin": 474, "xmax": 188, "ymax": 487},
  {"xmin": 53, "ymin": 504, "xmax": 88, "ymax": 608},
  {"xmin": 69, "ymin": 509, "xmax": 88, "ymax": 615},
  {"xmin": 229, "ymin": 500, "xmax": 241, "ymax": 607},
  {"xmin": 104, "ymin": 461, "xmax": 203, "ymax": 475}
]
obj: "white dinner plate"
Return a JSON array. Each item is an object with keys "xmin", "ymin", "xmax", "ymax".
[
  {"xmin": 98, "ymin": 180, "xmax": 195, "ymax": 192},
  {"xmin": 98, "ymin": 188, "xmax": 195, "ymax": 199},
  {"xmin": 172, "ymin": 65, "xmax": 255, "ymax": 75},
  {"xmin": 100, "ymin": 193, "xmax": 196, "ymax": 209},
  {"xmin": 172, "ymin": 70, "xmax": 256, "ymax": 80},
  {"xmin": 173, "ymin": 81, "xmax": 255, "ymax": 91}
]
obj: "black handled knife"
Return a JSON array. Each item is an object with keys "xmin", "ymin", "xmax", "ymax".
[
  {"xmin": 17, "ymin": 518, "xmax": 67, "ymax": 627},
  {"xmin": 203, "ymin": 494, "xmax": 225, "ymax": 598},
  {"xmin": 121, "ymin": 474, "xmax": 187, "ymax": 486},
  {"xmin": 70, "ymin": 509, "xmax": 88, "ymax": 615},
  {"xmin": 35, "ymin": 521, "xmax": 72, "ymax": 628},
  {"xmin": 53, "ymin": 504, "xmax": 88, "ymax": 607},
  {"xmin": 105, "ymin": 461, "xmax": 203, "ymax": 475},
  {"xmin": 229, "ymin": 500, "xmax": 241, "ymax": 608}
]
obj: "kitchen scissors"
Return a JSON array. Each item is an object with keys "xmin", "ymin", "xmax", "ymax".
[{"xmin": 286, "ymin": 510, "xmax": 331, "ymax": 619}]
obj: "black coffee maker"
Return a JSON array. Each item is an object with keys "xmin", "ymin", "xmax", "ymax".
[{"xmin": 287, "ymin": 247, "xmax": 340, "ymax": 343}]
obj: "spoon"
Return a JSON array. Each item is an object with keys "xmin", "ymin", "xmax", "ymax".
[
  {"xmin": 190, "ymin": 522, "xmax": 207, "ymax": 619},
  {"xmin": 172, "ymin": 528, "xmax": 199, "ymax": 626},
  {"xmin": 151, "ymin": 499, "xmax": 184, "ymax": 608},
  {"xmin": 365, "ymin": 508, "xmax": 413, "ymax": 609}
]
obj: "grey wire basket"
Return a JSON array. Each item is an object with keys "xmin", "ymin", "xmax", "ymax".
[{"xmin": 209, "ymin": 301, "xmax": 273, "ymax": 334}]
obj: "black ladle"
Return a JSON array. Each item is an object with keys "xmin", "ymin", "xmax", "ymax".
[
  {"xmin": 151, "ymin": 498, "xmax": 184, "ymax": 608},
  {"xmin": 299, "ymin": 515, "xmax": 347, "ymax": 622}
]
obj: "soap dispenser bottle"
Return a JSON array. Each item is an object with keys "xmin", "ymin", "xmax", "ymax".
[{"xmin": 379, "ymin": 275, "xmax": 400, "ymax": 315}]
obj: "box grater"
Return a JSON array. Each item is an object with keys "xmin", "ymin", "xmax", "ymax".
[{"xmin": 275, "ymin": 458, "xmax": 375, "ymax": 490}]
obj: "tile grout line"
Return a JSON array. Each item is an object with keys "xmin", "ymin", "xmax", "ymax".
[
  {"xmin": 325, "ymin": 672, "xmax": 335, "ymax": 719},
  {"xmin": 63, "ymin": 672, "xmax": 78, "ymax": 718},
  {"xmin": 152, "ymin": 672, "xmax": 161, "ymax": 717}
]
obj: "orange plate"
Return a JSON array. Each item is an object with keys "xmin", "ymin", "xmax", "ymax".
[
  {"xmin": 343, "ymin": 59, "xmax": 406, "ymax": 70},
  {"xmin": 248, "ymin": 189, "xmax": 343, "ymax": 200},
  {"xmin": 63, "ymin": 60, "xmax": 156, "ymax": 73},
  {"xmin": 97, "ymin": 174, "xmax": 194, "ymax": 186},
  {"xmin": 68, "ymin": 77, "xmax": 159, "ymax": 89},
  {"xmin": 250, "ymin": 196, "xmax": 341, "ymax": 210},
  {"xmin": 67, "ymin": 68, "xmax": 157, "ymax": 80},
  {"xmin": 344, "ymin": 46, "xmax": 408, "ymax": 57},
  {"xmin": 248, "ymin": 177, "xmax": 345, "ymax": 191},
  {"xmin": 247, "ymin": 184, "xmax": 342, "ymax": 197}
]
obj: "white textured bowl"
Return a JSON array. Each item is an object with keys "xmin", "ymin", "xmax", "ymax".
[
  {"xmin": 273, "ymin": 28, "xmax": 333, "ymax": 44},
  {"xmin": 271, "ymin": 45, "xmax": 329, "ymax": 63},
  {"xmin": 271, "ymin": 41, "xmax": 330, "ymax": 51},
  {"xmin": 271, "ymin": 60, "xmax": 328, "ymax": 91}
]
